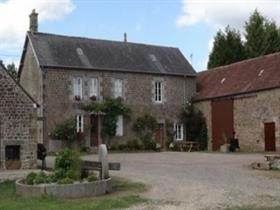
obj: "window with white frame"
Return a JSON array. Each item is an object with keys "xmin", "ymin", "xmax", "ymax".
[
  {"xmin": 114, "ymin": 79, "xmax": 123, "ymax": 98},
  {"xmin": 175, "ymin": 123, "xmax": 184, "ymax": 141},
  {"xmin": 76, "ymin": 115, "xmax": 84, "ymax": 133},
  {"xmin": 116, "ymin": 115, "xmax": 123, "ymax": 136},
  {"xmin": 154, "ymin": 80, "xmax": 162, "ymax": 103},
  {"xmin": 89, "ymin": 78, "xmax": 99, "ymax": 98},
  {"xmin": 73, "ymin": 77, "xmax": 83, "ymax": 99}
]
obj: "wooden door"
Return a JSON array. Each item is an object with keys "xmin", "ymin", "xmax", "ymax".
[
  {"xmin": 154, "ymin": 123, "xmax": 164, "ymax": 148},
  {"xmin": 211, "ymin": 99, "xmax": 234, "ymax": 151},
  {"xmin": 264, "ymin": 122, "xmax": 276, "ymax": 152},
  {"xmin": 90, "ymin": 115, "xmax": 99, "ymax": 147},
  {"xmin": 5, "ymin": 145, "xmax": 21, "ymax": 170}
]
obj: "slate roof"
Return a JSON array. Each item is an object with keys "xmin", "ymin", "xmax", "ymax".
[
  {"xmin": 23, "ymin": 32, "xmax": 196, "ymax": 76},
  {"xmin": 194, "ymin": 52, "xmax": 280, "ymax": 101}
]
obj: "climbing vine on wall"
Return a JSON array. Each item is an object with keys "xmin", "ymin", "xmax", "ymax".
[{"xmin": 81, "ymin": 97, "xmax": 131, "ymax": 144}]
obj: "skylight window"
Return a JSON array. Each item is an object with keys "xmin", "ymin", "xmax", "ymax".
[
  {"xmin": 258, "ymin": 69, "xmax": 264, "ymax": 77},
  {"xmin": 221, "ymin": 77, "xmax": 226, "ymax": 84},
  {"xmin": 76, "ymin": 47, "xmax": 84, "ymax": 56},
  {"xmin": 149, "ymin": 54, "xmax": 157, "ymax": 62}
]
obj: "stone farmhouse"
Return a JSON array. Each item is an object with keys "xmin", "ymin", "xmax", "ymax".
[
  {"xmin": 0, "ymin": 62, "xmax": 38, "ymax": 170},
  {"xmin": 19, "ymin": 10, "xmax": 196, "ymax": 152},
  {"xmin": 194, "ymin": 53, "xmax": 280, "ymax": 152}
]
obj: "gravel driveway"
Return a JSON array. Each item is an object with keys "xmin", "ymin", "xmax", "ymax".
[{"xmin": 48, "ymin": 152, "xmax": 280, "ymax": 209}]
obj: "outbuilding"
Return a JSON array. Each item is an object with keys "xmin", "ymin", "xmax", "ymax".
[
  {"xmin": 0, "ymin": 62, "xmax": 38, "ymax": 169},
  {"xmin": 194, "ymin": 53, "xmax": 280, "ymax": 152}
]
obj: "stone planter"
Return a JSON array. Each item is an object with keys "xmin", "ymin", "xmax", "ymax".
[{"xmin": 16, "ymin": 178, "xmax": 112, "ymax": 198}]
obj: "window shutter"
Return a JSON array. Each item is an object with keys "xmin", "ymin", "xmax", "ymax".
[
  {"xmin": 90, "ymin": 78, "xmax": 98, "ymax": 97},
  {"xmin": 116, "ymin": 115, "xmax": 123, "ymax": 136}
]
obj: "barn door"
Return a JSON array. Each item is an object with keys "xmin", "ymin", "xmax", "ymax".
[
  {"xmin": 264, "ymin": 122, "xmax": 276, "ymax": 152},
  {"xmin": 211, "ymin": 99, "xmax": 234, "ymax": 151}
]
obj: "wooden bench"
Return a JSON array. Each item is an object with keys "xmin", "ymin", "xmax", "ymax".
[{"xmin": 82, "ymin": 160, "xmax": 121, "ymax": 179}]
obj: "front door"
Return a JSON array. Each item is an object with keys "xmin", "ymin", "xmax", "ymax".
[
  {"xmin": 155, "ymin": 123, "xmax": 164, "ymax": 149},
  {"xmin": 264, "ymin": 122, "xmax": 276, "ymax": 152},
  {"xmin": 90, "ymin": 115, "xmax": 99, "ymax": 147},
  {"xmin": 5, "ymin": 145, "xmax": 21, "ymax": 169}
]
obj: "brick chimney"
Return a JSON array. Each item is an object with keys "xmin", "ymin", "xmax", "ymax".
[
  {"xmin": 29, "ymin": 9, "xmax": 38, "ymax": 33},
  {"xmin": 124, "ymin": 33, "xmax": 127, "ymax": 42}
]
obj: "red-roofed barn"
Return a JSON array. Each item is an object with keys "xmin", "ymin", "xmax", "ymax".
[{"xmin": 194, "ymin": 53, "xmax": 280, "ymax": 152}]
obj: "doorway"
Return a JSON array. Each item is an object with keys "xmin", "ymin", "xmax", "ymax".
[
  {"xmin": 264, "ymin": 122, "xmax": 276, "ymax": 152},
  {"xmin": 5, "ymin": 145, "xmax": 21, "ymax": 169},
  {"xmin": 90, "ymin": 115, "xmax": 99, "ymax": 147},
  {"xmin": 154, "ymin": 123, "xmax": 164, "ymax": 149},
  {"xmin": 211, "ymin": 99, "xmax": 234, "ymax": 151}
]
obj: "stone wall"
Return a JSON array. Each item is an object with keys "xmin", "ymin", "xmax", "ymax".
[
  {"xmin": 234, "ymin": 89, "xmax": 280, "ymax": 152},
  {"xmin": 195, "ymin": 88, "xmax": 280, "ymax": 152},
  {"xmin": 0, "ymin": 66, "xmax": 37, "ymax": 169},
  {"xmin": 19, "ymin": 41, "xmax": 43, "ymax": 144},
  {"xmin": 43, "ymin": 68, "xmax": 196, "ymax": 150}
]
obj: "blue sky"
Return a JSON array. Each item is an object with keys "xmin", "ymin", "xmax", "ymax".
[
  {"xmin": 39, "ymin": 0, "xmax": 215, "ymax": 71},
  {"xmin": 0, "ymin": 0, "xmax": 279, "ymax": 72}
]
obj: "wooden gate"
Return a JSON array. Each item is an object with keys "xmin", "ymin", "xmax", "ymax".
[
  {"xmin": 264, "ymin": 122, "xmax": 276, "ymax": 152},
  {"xmin": 211, "ymin": 99, "xmax": 234, "ymax": 151}
]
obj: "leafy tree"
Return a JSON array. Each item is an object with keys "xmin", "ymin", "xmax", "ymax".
[
  {"xmin": 5, "ymin": 63, "xmax": 18, "ymax": 80},
  {"xmin": 208, "ymin": 26, "xmax": 246, "ymax": 69},
  {"xmin": 180, "ymin": 103, "xmax": 208, "ymax": 150},
  {"xmin": 208, "ymin": 9, "xmax": 280, "ymax": 68},
  {"xmin": 244, "ymin": 10, "xmax": 267, "ymax": 58}
]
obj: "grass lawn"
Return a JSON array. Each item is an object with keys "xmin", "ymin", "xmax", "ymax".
[{"xmin": 0, "ymin": 177, "xmax": 147, "ymax": 210}]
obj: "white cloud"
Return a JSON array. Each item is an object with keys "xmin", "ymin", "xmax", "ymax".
[
  {"xmin": 176, "ymin": 0, "xmax": 280, "ymax": 29},
  {"xmin": 0, "ymin": 0, "xmax": 75, "ymax": 65}
]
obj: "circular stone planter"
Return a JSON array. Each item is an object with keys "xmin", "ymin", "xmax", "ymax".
[{"xmin": 16, "ymin": 178, "xmax": 112, "ymax": 198}]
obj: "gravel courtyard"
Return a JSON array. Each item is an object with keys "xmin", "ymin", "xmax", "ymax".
[
  {"xmin": 83, "ymin": 152, "xmax": 280, "ymax": 210},
  {"xmin": 47, "ymin": 152, "xmax": 280, "ymax": 209}
]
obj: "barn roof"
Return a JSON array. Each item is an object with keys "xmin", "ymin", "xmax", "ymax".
[
  {"xmin": 22, "ymin": 32, "xmax": 196, "ymax": 77},
  {"xmin": 194, "ymin": 52, "xmax": 280, "ymax": 101}
]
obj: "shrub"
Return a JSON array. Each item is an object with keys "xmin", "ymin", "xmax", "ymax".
[
  {"xmin": 54, "ymin": 149, "xmax": 82, "ymax": 180},
  {"xmin": 50, "ymin": 118, "xmax": 78, "ymax": 144},
  {"xmin": 142, "ymin": 139, "xmax": 157, "ymax": 151},
  {"xmin": 33, "ymin": 172, "xmax": 48, "ymax": 185},
  {"xmin": 133, "ymin": 114, "xmax": 158, "ymax": 150},
  {"xmin": 87, "ymin": 173, "xmax": 98, "ymax": 182},
  {"xmin": 26, "ymin": 172, "xmax": 37, "ymax": 185},
  {"xmin": 57, "ymin": 177, "xmax": 74, "ymax": 185}
]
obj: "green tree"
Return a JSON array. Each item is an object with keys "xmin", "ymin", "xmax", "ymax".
[
  {"xmin": 245, "ymin": 9, "xmax": 280, "ymax": 58},
  {"xmin": 6, "ymin": 63, "xmax": 18, "ymax": 80},
  {"xmin": 208, "ymin": 10, "xmax": 280, "ymax": 68},
  {"xmin": 208, "ymin": 26, "xmax": 246, "ymax": 69}
]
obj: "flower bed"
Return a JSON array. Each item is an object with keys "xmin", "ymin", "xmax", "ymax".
[{"xmin": 16, "ymin": 178, "xmax": 112, "ymax": 198}]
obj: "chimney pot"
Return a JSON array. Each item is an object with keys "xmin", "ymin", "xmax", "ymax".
[
  {"xmin": 124, "ymin": 33, "xmax": 127, "ymax": 42},
  {"xmin": 29, "ymin": 9, "xmax": 38, "ymax": 33}
]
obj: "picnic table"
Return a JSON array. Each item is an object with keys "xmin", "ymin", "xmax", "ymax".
[{"xmin": 179, "ymin": 141, "xmax": 200, "ymax": 152}]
